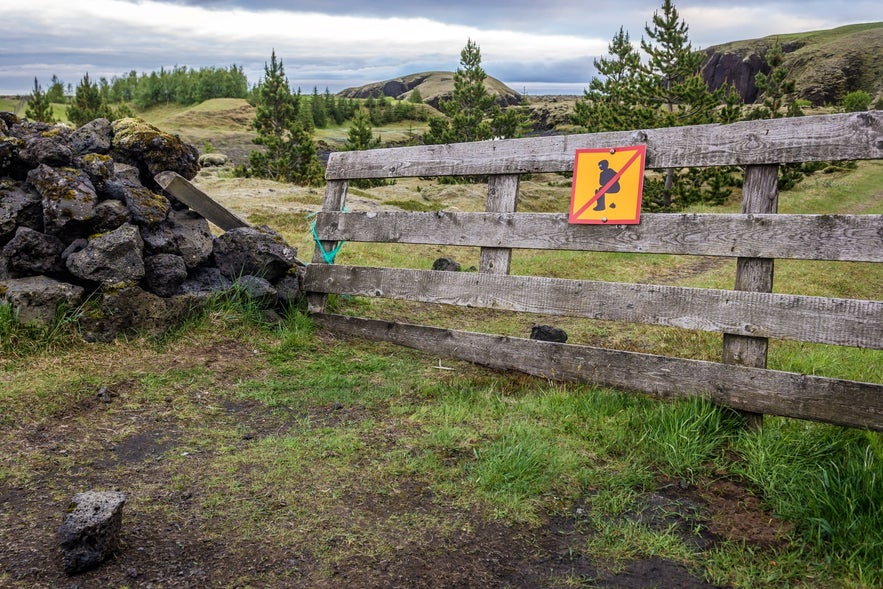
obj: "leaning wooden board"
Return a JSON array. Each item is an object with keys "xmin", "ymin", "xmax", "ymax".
[{"xmin": 155, "ymin": 171, "xmax": 249, "ymax": 231}]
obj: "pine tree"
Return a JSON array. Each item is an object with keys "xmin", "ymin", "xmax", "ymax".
[
  {"xmin": 344, "ymin": 109, "xmax": 381, "ymax": 151},
  {"xmin": 750, "ymin": 40, "xmax": 812, "ymax": 190},
  {"xmin": 572, "ymin": 27, "xmax": 655, "ymax": 132},
  {"xmin": 252, "ymin": 51, "xmax": 298, "ymax": 138},
  {"xmin": 66, "ymin": 73, "xmax": 114, "ymax": 127},
  {"xmin": 750, "ymin": 40, "xmax": 802, "ymax": 120},
  {"xmin": 240, "ymin": 50, "xmax": 323, "ymax": 186},
  {"xmin": 639, "ymin": 0, "xmax": 732, "ymax": 210},
  {"xmin": 424, "ymin": 39, "xmax": 497, "ymax": 144},
  {"xmin": 311, "ymin": 86, "xmax": 328, "ymax": 128},
  {"xmin": 25, "ymin": 78, "xmax": 55, "ymax": 123},
  {"xmin": 344, "ymin": 108, "xmax": 386, "ymax": 187},
  {"xmin": 47, "ymin": 75, "xmax": 66, "ymax": 103}
]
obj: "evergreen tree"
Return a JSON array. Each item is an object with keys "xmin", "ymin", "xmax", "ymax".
[
  {"xmin": 408, "ymin": 88, "xmax": 423, "ymax": 103},
  {"xmin": 311, "ymin": 86, "xmax": 328, "ymax": 128},
  {"xmin": 750, "ymin": 40, "xmax": 815, "ymax": 190},
  {"xmin": 47, "ymin": 75, "xmax": 66, "ymax": 103},
  {"xmin": 842, "ymin": 90, "xmax": 871, "ymax": 112},
  {"xmin": 25, "ymin": 78, "xmax": 54, "ymax": 123},
  {"xmin": 424, "ymin": 39, "xmax": 507, "ymax": 144},
  {"xmin": 750, "ymin": 40, "xmax": 802, "ymax": 120},
  {"xmin": 640, "ymin": 0, "xmax": 719, "ymax": 126},
  {"xmin": 66, "ymin": 73, "xmax": 114, "ymax": 127},
  {"xmin": 639, "ymin": 0, "xmax": 731, "ymax": 210},
  {"xmin": 344, "ymin": 108, "xmax": 386, "ymax": 187},
  {"xmin": 344, "ymin": 108, "xmax": 381, "ymax": 151},
  {"xmin": 324, "ymin": 88, "xmax": 343, "ymax": 125},
  {"xmin": 239, "ymin": 50, "xmax": 323, "ymax": 186},
  {"xmin": 572, "ymin": 27, "xmax": 655, "ymax": 132}
]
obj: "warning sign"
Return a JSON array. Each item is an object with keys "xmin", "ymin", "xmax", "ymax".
[{"xmin": 569, "ymin": 145, "xmax": 646, "ymax": 224}]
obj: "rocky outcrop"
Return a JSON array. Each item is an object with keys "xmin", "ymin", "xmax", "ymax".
[
  {"xmin": 702, "ymin": 50, "xmax": 767, "ymax": 104},
  {"xmin": 702, "ymin": 23, "xmax": 883, "ymax": 106},
  {"xmin": 0, "ymin": 113, "xmax": 304, "ymax": 341}
]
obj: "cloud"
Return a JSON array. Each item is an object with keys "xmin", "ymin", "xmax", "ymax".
[
  {"xmin": 0, "ymin": 0, "xmax": 879, "ymax": 95},
  {"xmin": 1, "ymin": 0, "xmax": 610, "ymax": 94}
]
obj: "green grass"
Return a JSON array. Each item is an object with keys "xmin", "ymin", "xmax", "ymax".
[
  {"xmin": 2, "ymin": 293, "xmax": 881, "ymax": 585},
  {"xmin": 2, "ymin": 110, "xmax": 881, "ymax": 586}
]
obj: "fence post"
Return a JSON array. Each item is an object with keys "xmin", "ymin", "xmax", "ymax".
[
  {"xmin": 479, "ymin": 174, "xmax": 520, "ymax": 275},
  {"xmin": 722, "ymin": 164, "xmax": 779, "ymax": 429},
  {"xmin": 307, "ymin": 179, "xmax": 348, "ymax": 313}
]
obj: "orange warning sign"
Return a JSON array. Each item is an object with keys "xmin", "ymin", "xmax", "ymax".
[{"xmin": 569, "ymin": 145, "xmax": 646, "ymax": 224}]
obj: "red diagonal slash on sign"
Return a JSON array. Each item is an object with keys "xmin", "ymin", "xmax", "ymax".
[{"xmin": 573, "ymin": 148, "xmax": 644, "ymax": 219}]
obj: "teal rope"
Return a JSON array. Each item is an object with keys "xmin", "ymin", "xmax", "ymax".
[{"xmin": 308, "ymin": 208, "xmax": 348, "ymax": 264}]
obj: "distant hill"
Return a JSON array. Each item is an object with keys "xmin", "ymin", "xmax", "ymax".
[
  {"xmin": 337, "ymin": 71, "xmax": 522, "ymax": 109},
  {"xmin": 702, "ymin": 22, "xmax": 883, "ymax": 106}
]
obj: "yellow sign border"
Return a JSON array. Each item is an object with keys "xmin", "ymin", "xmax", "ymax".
[{"xmin": 569, "ymin": 145, "xmax": 646, "ymax": 225}]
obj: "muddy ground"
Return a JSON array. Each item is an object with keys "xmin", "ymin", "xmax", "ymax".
[{"xmin": 0, "ymin": 334, "xmax": 793, "ymax": 589}]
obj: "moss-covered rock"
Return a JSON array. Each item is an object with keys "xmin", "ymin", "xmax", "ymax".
[
  {"xmin": 27, "ymin": 164, "xmax": 98, "ymax": 235},
  {"xmin": 111, "ymin": 118, "xmax": 199, "ymax": 186}
]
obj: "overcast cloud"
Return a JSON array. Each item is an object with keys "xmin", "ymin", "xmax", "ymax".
[{"xmin": 1, "ymin": 0, "xmax": 879, "ymax": 95}]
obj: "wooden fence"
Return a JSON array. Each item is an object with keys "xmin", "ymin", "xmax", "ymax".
[{"xmin": 302, "ymin": 111, "xmax": 883, "ymax": 431}]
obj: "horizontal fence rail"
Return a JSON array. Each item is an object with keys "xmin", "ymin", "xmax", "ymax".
[
  {"xmin": 314, "ymin": 211, "xmax": 883, "ymax": 262},
  {"xmin": 306, "ymin": 112, "xmax": 883, "ymax": 431},
  {"xmin": 312, "ymin": 314, "xmax": 883, "ymax": 432},
  {"xmin": 325, "ymin": 111, "xmax": 883, "ymax": 179},
  {"xmin": 304, "ymin": 265, "xmax": 883, "ymax": 349}
]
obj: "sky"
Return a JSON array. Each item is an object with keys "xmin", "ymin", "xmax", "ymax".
[{"xmin": 1, "ymin": 0, "xmax": 880, "ymax": 96}]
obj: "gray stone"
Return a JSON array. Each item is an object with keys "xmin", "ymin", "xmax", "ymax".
[
  {"xmin": 58, "ymin": 491, "xmax": 127, "ymax": 575},
  {"xmin": 273, "ymin": 271, "xmax": 302, "ymax": 307},
  {"xmin": 1, "ymin": 227, "xmax": 64, "ymax": 276},
  {"xmin": 139, "ymin": 221, "xmax": 176, "ymax": 256},
  {"xmin": 0, "ymin": 135, "xmax": 24, "ymax": 175},
  {"xmin": 144, "ymin": 253, "xmax": 188, "ymax": 297},
  {"xmin": 213, "ymin": 225, "xmax": 297, "ymax": 282},
  {"xmin": 111, "ymin": 118, "xmax": 200, "ymax": 184},
  {"xmin": 178, "ymin": 266, "xmax": 232, "ymax": 295},
  {"xmin": 91, "ymin": 199, "xmax": 131, "ymax": 233},
  {"xmin": 530, "ymin": 324, "xmax": 568, "ymax": 343},
  {"xmin": 66, "ymin": 223, "xmax": 145, "ymax": 285},
  {"xmin": 19, "ymin": 133, "xmax": 73, "ymax": 167},
  {"xmin": 198, "ymin": 152, "xmax": 228, "ymax": 167},
  {"xmin": 118, "ymin": 181, "xmax": 170, "ymax": 227},
  {"xmin": 70, "ymin": 117, "xmax": 113, "ymax": 155},
  {"xmin": 0, "ymin": 180, "xmax": 43, "ymax": 245},
  {"xmin": 236, "ymin": 274, "xmax": 277, "ymax": 304},
  {"xmin": 80, "ymin": 286, "xmax": 202, "ymax": 342},
  {"xmin": 167, "ymin": 209, "xmax": 213, "ymax": 269},
  {"xmin": 28, "ymin": 164, "xmax": 98, "ymax": 235},
  {"xmin": 113, "ymin": 163, "xmax": 142, "ymax": 186},
  {"xmin": 432, "ymin": 257, "xmax": 461, "ymax": 272},
  {"xmin": 76, "ymin": 153, "xmax": 115, "ymax": 195},
  {"xmin": 0, "ymin": 275, "xmax": 85, "ymax": 324},
  {"xmin": 139, "ymin": 209, "xmax": 213, "ymax": 269}
]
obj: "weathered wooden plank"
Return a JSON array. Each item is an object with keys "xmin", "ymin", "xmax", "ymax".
[
  {"xmin": 723, "ymin": 164, "xmax": 780, "ymax": 427},
  {"xmin": 325, "ymin": 111, "xmax": 883, "ymax": 179},
  {"xmin": 303, "ymin": 265, "xmax": 883, "ymax": 349},
  {"xmin": 307, "ymin": 180, "xmax": 348, "ymax": 313},
  {"xmin": 314, "ymin": 211, "xmax": 883, "ymax": 262},
  {"xmin": 155, "ymin": 171, "xmax": 248, "ymax": 230},
  {"xmin": 312, "ymin": 314, "xmax": 883, "ymax": 431},
  {"xmin": 479, "ymin": 174, "xmax": 519, "ymax": 274}
]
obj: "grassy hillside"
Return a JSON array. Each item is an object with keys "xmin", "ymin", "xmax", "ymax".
[
  {"xmin": 337, "ymin": 70, "xmax": 521, "ymax": 107},
  {"xmin": 705, "ymin": 22, "xmax": 883, "ymax": 105}
]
